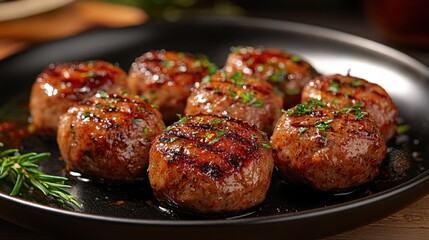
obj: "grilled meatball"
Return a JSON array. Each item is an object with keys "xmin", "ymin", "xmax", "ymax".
[
  {"xmin": 301, "ymin": 74, "xmax": 398, "ymax": 142},
  {"xmin": 148, "ymin": 114, "xmax": 274, "ymax": 214},
  {"xmin": 57, "ymin": 92, "xmax": 165, "ymax": 182},
  {"xmin": 271, "ymin": 99, "xmax": 387, "ymax": 191},
  {"xmin": 185, "ymin": 71, "xmax": 283, "ymax": 134},
  {"xmin": 224, "ymin": 46, "xmax": 319, "ymax": 108},
  {"xmin": 29, "ymin": 60, "xmax": 127, "ymax": 136},
  {"xmin": 127, "ymin": 50, "xmax": 216, "ymax": 123}
]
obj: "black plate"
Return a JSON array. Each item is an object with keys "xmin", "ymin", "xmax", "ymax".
[{"xmin": 1, "ymin": 17, "xmax": 429, "ymax": 239}]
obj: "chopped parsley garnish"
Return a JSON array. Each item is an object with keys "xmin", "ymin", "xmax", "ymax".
[
  {"xmin": 82, "ymin": 112, "xmax": 94, "ymax": 118},
  {"xmin": 176, "ymin": 114, "xmax": 189, "ymax": 125},
  {"xmin": 210, "ymin": 119, "xmax": 223, "ymax": 125},
  {"xmin": 284, "ymin": 99, "xmax": 326, "ymax": 116},
  {"xmin": 261, "ymin": 142, "xmax": 272, "ymax": 149},
  {"xmin": 350, "ymin": 78, "xmax": 362, "ymax": 87},
  {"xmin": 256, "ymin": 63, "xmax": 265, "ymax": 72},
  {"xmin": 161, "ymin": 60, "xmax": 174, "ymax": 68},
  {"xmin": 298, "ymin": 127, "xmax": 308, "ymax": 135},
  {"xmin": 205, "ymin": 130, "xmax": 225, "ymax": 145},
  {"xmin": 133, "ymin": 118, "xmax": 143, "ymax": 123},
  {"xmin": 291, "ymin": 56, "xmax": 301, "ymax": 63},
  {"xmin": 97, "ymin": 90, "xmax": 108, "ymax": 99},
  {"xmin": 227, "ymin": 89, "xmax": 237, "ymax": 98},
  {"xmin": 396, "ymin": 124, "xmax": 410, "ymax": 135},
  {"xmin": 196, "ymin": 116, "xmax": 204, "ymax": 122},
  {"xmin": 285, "ymin": 88, "xmax": 300, "ymax": 95},
  {"xmin": 238, "ymin": 91, "xmax": 256, "ymax": 104},
  {"xmin": 269, "ymin": 68, "xmax": 287, "ymax": 83},
  {"xmin": 246, "ymin": 58, "xmax": 255, "ymax": 65},
  {"xmin": 138, "ymin": 95, "xmax": 150, "ymax": 103},
  {"xmin": 237, "ymin": 91, "xmax": 265, "ymax": 107},
  {"xmin": 327, "ymin": 79, "xmax": 341, "ymax": 94},
  {"xmin": 143, "ymin": 127, "xmax": 149, "ymax": 136},
  {"xmin": 81, "ymin": 71, "xmax": 96, "ymax": 78},
  {"xmin": 230, "ymin": 72, "xmax": 245, "ymax": 86},
  {"xmin": 138, "ymin": 107, "xmax": 146, "ymax": 112},
  {"xmin": 251, "ymin": 100, "xmax": 265, "ymax": 107},
  {"xmin": 197, "ymin": 54, "xmax": 218, "ymax": 75},
  {"xmin": 314, "ymin": 119, "xmax": 333, "ymax": 131},
  {"xmin": 344, "ymin": 102, "xmax": 368, "ymax": 120}
]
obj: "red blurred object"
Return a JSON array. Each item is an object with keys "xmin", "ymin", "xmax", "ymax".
[{"xmin": 365, "ymin": 0, "xmax": 429, "ymax": 47}]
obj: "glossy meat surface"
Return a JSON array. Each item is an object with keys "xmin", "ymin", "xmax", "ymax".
[
  {"xmin": 224, "ymin": 46, "xmax": 319, "ymax": 108},
  {"xmin": 127, "ymin": 50, "xmax": 215, "ymax": 123},
  {"xmin": 148, "ymin": 114, "xmax": 274, "ymax": 214},
  {"xmin": 301, "ymin": 74, "xmax": 398, "ymax": 141},
  {"xmin": 29, "ymin": 60, "xmax": 127, "ymax": 135},
  {"xmin": 271, "ymin": 99, "xmax": 387, "ymax": 191},
  {"xmin": 185, "ymin": 71, "xmax": 283, "ymax": 134},
  {"xmin": 57, "ymin": 92, "xmax": 165, "ymax": 182}
]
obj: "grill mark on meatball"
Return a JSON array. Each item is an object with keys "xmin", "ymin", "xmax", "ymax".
[
  {"xmin": 156, "ymin": 115, "xmax": 266, "ymax": 179},
  {"xmin": 41, "ymin": 61, "xmax": 123, "ymax": 97},
  {"xmin": 132, "ymin": 51, "xmax": 210, "ymax": 88}
]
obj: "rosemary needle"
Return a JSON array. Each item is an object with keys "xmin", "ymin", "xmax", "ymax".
[{"xmin": 0, "ymin": 142, "xmax": 82, "ymax": 208}]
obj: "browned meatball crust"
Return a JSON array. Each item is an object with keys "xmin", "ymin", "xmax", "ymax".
[
  {"xmin": 271, "ymin": 99, "xmax": 387, "ymax": 191},
  {"xmin": 127, "ymin": 50, "xmax": 216, "ymax": 123},
  {"xmin": 301, "ymin": 74, "xmax": 398, "ymax": 142},
  {"xmin": 30, "ymin": 60, "xmax": 127, "ymax": 135},
  {"xmin": 148, "ymin": 114, "xmax": 274, "ymax": 214},
  {"xmin": 224, "ymin": 46, "xmax": 319, "ymax": 108},
  {"xmin": 57, "ymin": 92, "xmax": 165, "ymax": 182},
  {"xmin": 184, "ymin": 71, "xmax": 283, "ymax": 134}
]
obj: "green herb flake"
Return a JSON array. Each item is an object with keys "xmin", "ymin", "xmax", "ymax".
[
  {"xmin": 256, "ymin": 63, "xmax": 265, "ymax": 72},
  {"xmin": 161, "ymin": 60, "xmax": 174, "ymax": 68},
  {"xmin": 230, "ymin": 72, "xmax": 245, "ymax": 86},
  {"xmin": 210, "ymin": 119, "xmax": 223, "ymax": 125},
  {"xmin": 261, "ymin": 142, "xmax": 272, "ymax": 149},
  {"xmin": 238, "ymin": 91, "xmax": 255, "ymax": 104},
  {"xmin": 82, "ymin": 112, "xmax": 93, "ymax": 118},
  {"xmin": 97, "ymin": 90, "xmax": 108, "ymax": 99},
  {"xmin": 351, "ymin": 78, "xmax": 362, "ymax": 87},
  {"xmin": 286, "ymin": 99, "xmax": 326, "ymax": 116},
  {"xmin": 355, "ymin": 111, "xmax": 368, "ymax": 120},
  {"xmin": 138, "ymin": 107, "xmax": 146, "ymax": 112},
  {"xmin": 246, "ymin": 58, "xmax": 255, "ymax": 65},
  {"xmin": 81, "ymin": 71, "xmax": 96, "ymax": 78},
  {"xmin": 143, "ymin": 127, "xmax": 150, "ymax": 136},
  {"xmin": 285, "ymin": 88, "xmax": 300, "ymax": 95},
  {"xmin": 396, "ymin": 124, "xmax": 410, "ymax": 135},
  {"xmin": 291, "ymin": 56, "xmax": 301, "ymax": 63},
  {"xmin": 177, "ymin": 114, "xmax": 189, "ymax": 125},
  {"xmin": 227, "ymin": 89, "xmax": 237, "ymax": 98},
  {"xmin": 269, "ymin": 68, "xmax": 287, "ymax": 83},
  {"xmin": 251, "ymin": 100, "xmax": 265, "ymax": 107},
  {"xmin": 208, "ymin": 130, "xmax": 225, "ymax": 145},
  {"xmin": 315, "ymin": 119, "xmax": 333, "ymax": 131},
  {"xmin": 346, "ymin": 102, "xmax": 368, "ymax": 120},
  {"xmin": 298, "ymin": 127, "xmax": 308, "ymax": 135},
  {"xmin": 196, "ymin": 116, "xmax": 204, "ymax": 122},
  {"xmin": 327, "ymin": 80, "xmax": 341, "ymax": 94}
]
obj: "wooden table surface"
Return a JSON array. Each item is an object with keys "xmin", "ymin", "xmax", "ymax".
[{"xmin": 1, "ymin": 1, "xmax": 429, "ymax": 239}]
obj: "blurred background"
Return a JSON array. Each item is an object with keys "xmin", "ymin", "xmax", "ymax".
[{"xmin": 1, "ymin": 0, "xmax": 429, "ymax": 61}]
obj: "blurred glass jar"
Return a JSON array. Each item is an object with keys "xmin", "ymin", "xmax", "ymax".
[{"xmin": 365, "ymin": 0, "xmax": 429, "ymax": 48}]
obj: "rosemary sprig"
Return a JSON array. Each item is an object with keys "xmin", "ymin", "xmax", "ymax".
[{"xmin": 0, "ymin": 143, "xmax": 82, "ymax": 208}]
